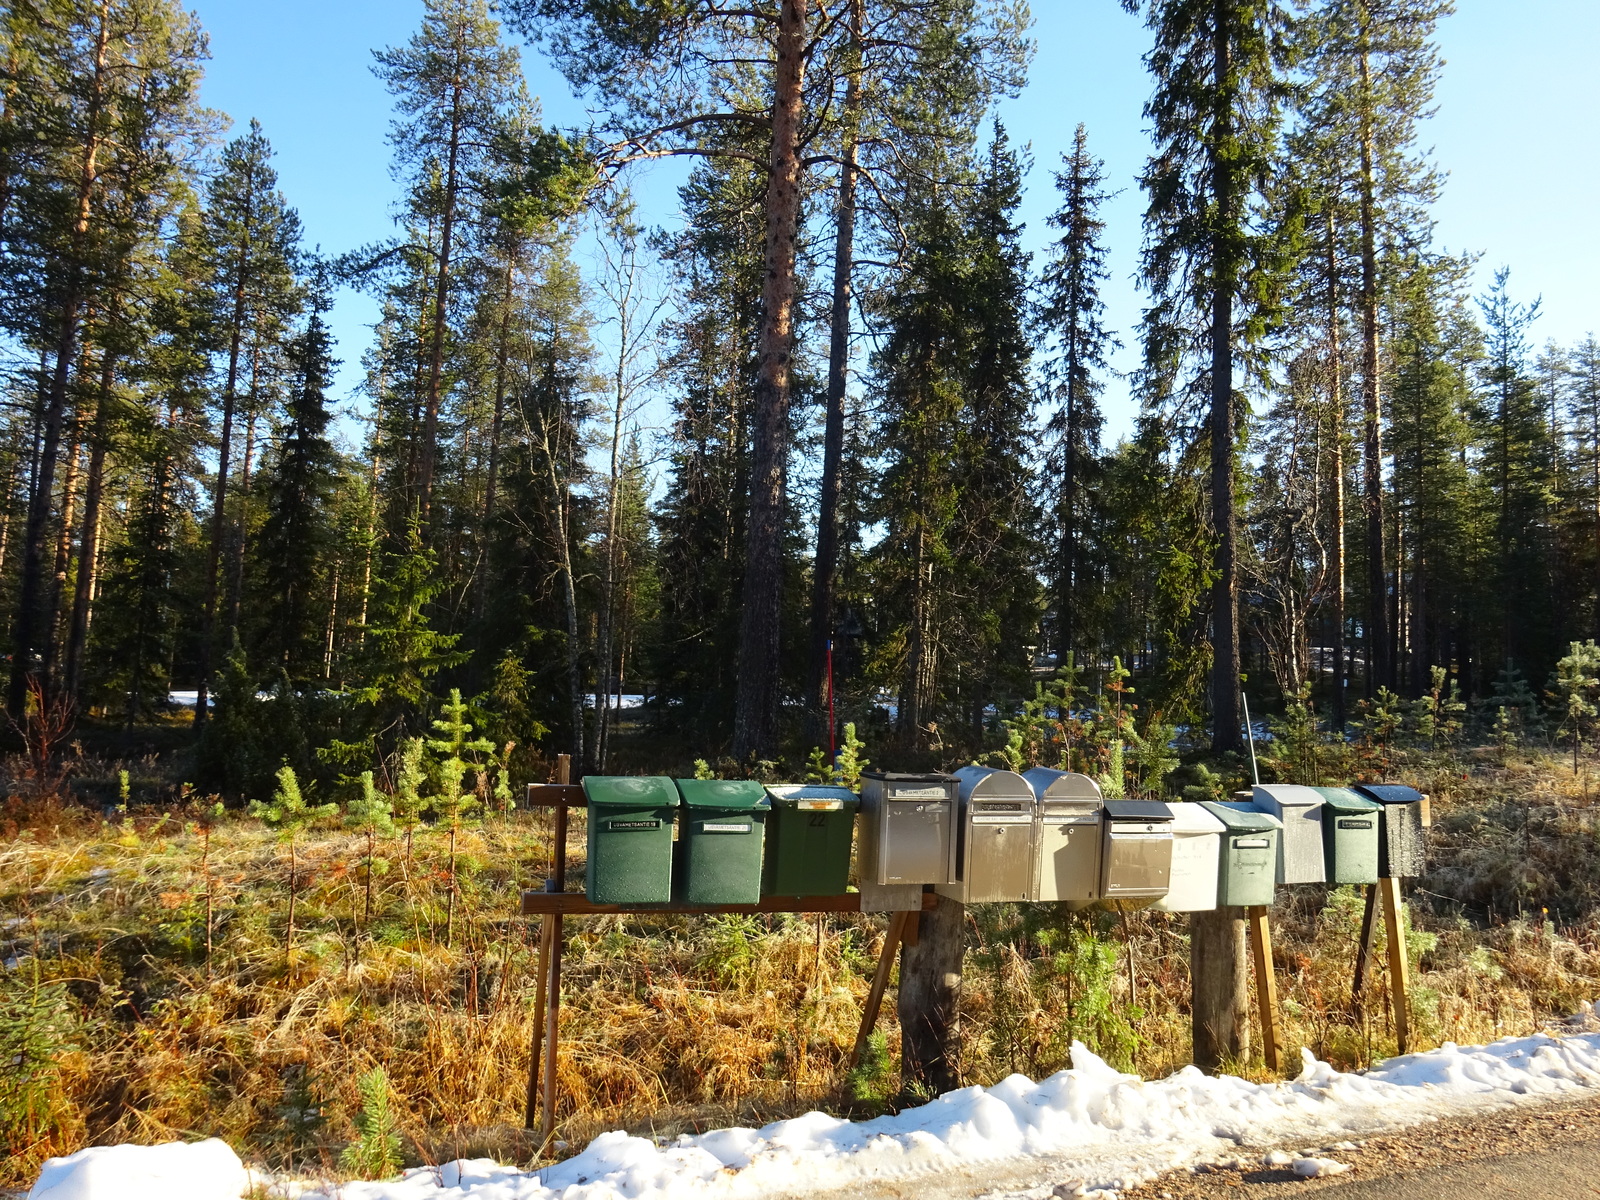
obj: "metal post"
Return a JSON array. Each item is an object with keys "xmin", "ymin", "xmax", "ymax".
[{"xmin": 1241, "ymin": 689, "xmax": 1260, "ymax": 785}]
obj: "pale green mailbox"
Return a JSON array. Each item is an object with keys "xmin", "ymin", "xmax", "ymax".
[
  {"xmin": 1312, "ymin": 787, "xmax": 1381, "ymax": 885},
  {"xmin": 1202, "ymin": 802, "xmax": 1283, "ymax": 907}
]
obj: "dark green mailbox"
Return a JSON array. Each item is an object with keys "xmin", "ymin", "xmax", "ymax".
[
  {"xmin": 1354, "ymin": 783, "xmax": 1429, "ymax": 878},
  {"xmin": 762, "ymin": 784, "xmax": 859, "ymax": 896},
  {"xmin": 1312, "ymin": 787, "xmax": 1381, "ymax": 885},
  {"xmin": 675, "ymin": 779, "xmax": 770, "ymax": 905},
  {"xmin": 584, "ymin": 776, "xmax": 678, "ymax": 905},
  {"xmin": 1201, "ymin": 802, "xmax": 1283, "ymax": 907}
]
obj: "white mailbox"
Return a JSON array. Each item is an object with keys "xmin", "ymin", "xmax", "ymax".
[
  {"xmin": 1151, "ymin": 802, "xmax": 1227, "ymax": 913},
  {"xmin": 1024, "ymin": 768, "xmax": 1104, "ymax": 907},
  {"xmin": 1249, "ymin": 785, "xmax": 1328, "ymax": 885}
]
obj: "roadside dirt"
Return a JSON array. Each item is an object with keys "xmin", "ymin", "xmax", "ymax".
[{"xmin": 1119, "ymin": 1086, "xmax": 1600, "ymax": 1199}]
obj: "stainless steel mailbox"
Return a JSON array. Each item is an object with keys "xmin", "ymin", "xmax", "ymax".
[
  {"xmin": 1025, "ymin": 768, "xmax": 1104, "ymax": 907},
  {"xmin": 1100, "ymin": 799, "xmax": 1175, "ymax": 909},
  {"xmin": 1250, "ymin": 785, "xmax": 1328, "ymax": 884},
  {"xmin": 1353, "ymin": 783, "xmax": 1429, "ymax": 878},
  {"xmin": 1152, "ymin": 802, "xmax": 1226, "ymax": 913},
  {"xmin": 941, "ymin": 766, "xmax": 1037, "ymax": 903},
  {"xmin": 857, "ymin": 770, "xmax": 959, "ymax": 887}
]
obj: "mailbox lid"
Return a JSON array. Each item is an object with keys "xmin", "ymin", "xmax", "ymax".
[
  {"xmin": 585, "ymin": 775, "xmax": 679, "ymax": 808},
  {"xmin": 764, "ymin": 784, "xmax": 860, "ymax": 813},
  {"xmin": 675, "ymin": 778, "xmax": 771, "ymax": 811},
  {"xmin": 1103, "ymin": 799, "xmax": 1175, "ymax": 823},
  {"xmin": 1167, "ymin": 802, "xmax": 1226, "ymax": 837},
  {"xmin": 1353, "ymin": 783, "xmax": 1425, "ymax": 806},
  {"xmin": 863, "ymin": 770, "xmax": 957, "ymax": 794},
  {"xmin": 1201, "ymin": 801, "xmax": 1283, "ymax": 834},
  {"xmin": 953, "ymin": 765, "xmax": 1036, "ymax": 806},
  {"xmin": 1251, "ymin": 784, "xmax": 1325, "ymax": 814},
  {"xmin": 1022, "ymin": 768, "xmax": 1104, "ymax": 802}
]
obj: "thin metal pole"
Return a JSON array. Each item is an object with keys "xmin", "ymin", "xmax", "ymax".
[
  {"xmin": 827, "ymin": 638, "xmax": 836, "ymax": 757},
  {"xmin": 1241, "ymin": 689, "xmax": 1260, "ymax": 784}
]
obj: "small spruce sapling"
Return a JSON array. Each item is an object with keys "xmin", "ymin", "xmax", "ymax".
[
  {"xmin": 339, "ymin": 1066, "xmax": 402, "ymax": 1180},
  {"xmin": 391, "ymin": 737, "xmax": 427, "ymax": 863},
  {"xmin": 345, "ymin": 771, "xmax": 394, "ymax": 929},
  {"xmin": 835, "ymin": 723, "xmax": 869, "ymax": 789},
  {"xmin": 250, "ymin": 765, "xmax": 339, "ymax": 960},
  {"xmin": 1551, "ymin": 640, "xmax": 1600, "ymax": 774},
  {"xmin": 426, "ymin": 689, "xmax": 494, "ymax": 947}
]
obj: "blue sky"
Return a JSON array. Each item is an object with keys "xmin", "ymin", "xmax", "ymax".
[{"xmin": 187, "ymin": 0, "xmax": 1599, "ymax": 444}]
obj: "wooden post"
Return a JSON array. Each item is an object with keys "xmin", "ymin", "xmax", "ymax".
[
  {"xmin": 1349, "ymin": 883, "xmax": 1380, "ymax": 1021},
  {"xmin": 1380, "ymin": 876, "xmax": 1411, "ymax": 1054},
  {"xmin": 849, "ymin": 909, "xmax": 909, "ymax": 1068},
  {"xmin": 897, "ymin": 891, "xmax": 965, "ymax": 1095},
  {"xmin": 1247, "ymin": 905, "xmax": 1283, "ymax": 1074},
  {"xmin": 524, "ymin": 914, "xmax": 554, "ymax": 1129},
  {"xmin": 1190, "ymin": 907, "xmax": 1250, "ymax": 1071},
  {"xmin": 525, "ymin": 756, "xmax": 573, "ymax": 1137}
]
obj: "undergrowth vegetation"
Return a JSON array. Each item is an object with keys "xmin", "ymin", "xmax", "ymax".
[{"xmin": 3, "ymin": 737, "xmax": 1600, "ymax": 1188}]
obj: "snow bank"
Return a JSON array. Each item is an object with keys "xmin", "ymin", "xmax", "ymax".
[
  {"xmin": 28, "ymin": 1030, "xmax": 1600, "ymax": 1200},
  {"xmin": 27, "ymin": 1138, "xmax": 247, "ymax": 1200}
]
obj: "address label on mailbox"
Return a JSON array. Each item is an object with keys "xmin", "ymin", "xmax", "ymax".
[
  {"xmin": 889, "ymin": 787, "xmax": 948, "ymax": 799},
  {"xmin": 1337, "ymin": 818, "xmax": 1374, "ymax": 830},
  {"xmin": 608, "ymin": 819, "xmax": 662, "ymax": 831},
  {"xmin": 702, "ymin": 822, "xmax": 752, "ymax": 833},
  {"xmin": 1233, "ymin": 837, "xmax": 1271, "ymax": 848}
]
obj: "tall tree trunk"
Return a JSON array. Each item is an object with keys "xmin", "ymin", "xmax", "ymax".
[
  {"xmin": 475, "ymin": 260, "xmax": 514, "ymax": 625},
  {"xmin": 64, "ymin": 351, "xmax": 113, "ymax": 702},
  {"xmin": 732, "ymin": 0, "xmax": 808, "ymax": 761},
  {"xmin": 531, "ymin": 386, "xmax": 585, "ymax": 769},
  {"xmin": 897, "ymin": 894, "xmax": 965, "ymax": 1097},
  {"xmin": 1358, "ymin": 36, "xmax": 1389, "ymax": 695},
  {"xmin": 226, "ymin": 406, "xmax": 258, "ymax": 638},
  {"xmin": 41, "ymin": 420, "xmax": 85, "ymax": 683},
  {"xmin": 8, "ymin": 1, "xmax": 109, "ymax": 713},
  {"xmin": 1208, "ymin": 0, "xmax": 1242, "ymax": 754},
  {"xmin": 194, "ymin": 178, "xmax": 259, "ymax": 727},
  {"xmin": 807, "ymin": 0, "xmax": 862, "ymax": 747},
  {"xmin": 1326, "ymin": 210, "xmax": 1347, "ymax": 732},
  {"xmin": 416, "ymin": 86, "xmax": 464, "ymax": 524}
]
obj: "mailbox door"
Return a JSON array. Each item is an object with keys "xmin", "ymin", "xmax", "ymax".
[
  {"xmin": 1037, "ymin": 813, "xmax": 1101, "ymax": 905},
  {"xmin": 1326, "ymin": 810, "xmax": 1380, "ymax": 884},
  {"xmin": 1101, "ymin": 825, "xmax": 1173, "ymax": 901},
  {"xmin": 882, "ymin": 800, "xmax": 951, "ymax": 885},
  {"xmin": 1221, "ymin": 832, "xmax": 1277, "ymax": 906},
  {"xmin": 1279, "ymin": 802, "xmax": 1327, "ymax": 885},
  {"xmin": 1380, "ymin": 804, "xmax": 1426, "ymax": 878},
  {"xmin": 963, "ymin": 812, "xmax": 1034, "ymax": 903},
  {"xmin": 1153, "ymin": 831, "xmax": 1221, "ymax": 912}
]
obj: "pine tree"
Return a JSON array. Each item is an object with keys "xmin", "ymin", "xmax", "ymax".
[{"xmin": 1567, "ymin": 335, "xmax": 1600, "ymax": 639}]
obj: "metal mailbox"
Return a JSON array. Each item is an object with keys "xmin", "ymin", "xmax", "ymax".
[
  {"xmin": 1202, "ymin": 802, "xmax": 1283, "ymax": 907},
  {"xmin": 941, "ymin": 766, "xmax": 1038, "ymax": 904},
  {"xmin": 857, "ymin": 771, "xmax": 960, "ymax": 887},
  {"xmin": 762, "ymin": 784, "xmax": 859, "ymax": 897},
  {"xmin": 1025, "ymin": 768, "xmax": 1104, "ymax": 907},
  {"xmin": 1249, "ymin": 785, "xmax": 1328, "ymax": 884},
  {"xmin": 584, "ymin": 775, "xmax": 679, "ymax": 905},
  {"xmin": 674, "ymin": 778, "xmax": 770, "ymax": 905},
  {"xmin": 1152, "ymin": 802, "xmax": 1227, "ymax": 913},
  {"xmin": 1353, "ymin": 783, "xmax": 1429, "ymax": 878},
  {"xmin": 1312, "ymin": 787, "xmax": 1381, "ymax": 885},
  {"xmin": 1099, "ymin": 799, "xmax": 1175, "ymax": 908}
]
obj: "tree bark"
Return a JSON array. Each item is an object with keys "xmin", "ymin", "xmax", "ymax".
[
  {"xmin": 1358, "ymin": 35, "xmax": 1389, "ymax": 695},
  {"xmin": 1208, "ymin": 0, "xmax": 1242, "ymax": 754},
  {"xmin": 1326, "ymin": 210, "xmax": 1347, "ymax": 733},
  {"xmin": 732, "ymin": 0, "xmax": 808, "ymax": 761},
  {"xmin": 807, "ymin": 0, "xmax": 861, "ymax": 748},
  {"xmin": 8, "ymin": 1, "xmax": 109, "ymax": 713},
  {"xmin": 897, "ymin": 893, "xmax": 965, "ymax": 1097},
  {"xmin": 1190, "ymin": 906, "xmax": 1250, "ymax": 1070},
  {"xmin": 416, "ymin": 82, "xmax": 465, "ymax": 525}
]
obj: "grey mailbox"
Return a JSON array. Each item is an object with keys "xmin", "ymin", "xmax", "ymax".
[
  {"xmin": 857, "ymin": 771, "xmax": 959, "ymax": 888},
  {"xmin": 1249, "ymin": 784, "xmax": 1328, "ymax": 884},
  {"xmin": 1025, "ymin": 768, "xmax": 1104, "ymax": 907},
  {"xmin": 941, "ymin": 766, "xmax": 1038, "ymax": 903},
  {"xmin": 1353, "ymin": 783, "xmax": 1429, "ymax": 878},
  {"xmin": 1152, "ymin": 802, "xmax": 1227, "ymax": 913},
  {"xmin": 1100, "ymin": 799, "xmax": 1175, "ymax": 908}
]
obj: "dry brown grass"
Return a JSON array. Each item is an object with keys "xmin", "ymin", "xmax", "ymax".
[{"xmin": 4, "ymin": 746, "xmax": 1600, "ymax": 1187}]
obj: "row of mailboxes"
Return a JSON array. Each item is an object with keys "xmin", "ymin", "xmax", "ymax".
[
  {"xmin": 583, "ymin": 771, "xmax": 1426, "ymax": 910},
  {"xmin": 1244, "ymin": 783, "xmax": 1429, "ymax": 886}
]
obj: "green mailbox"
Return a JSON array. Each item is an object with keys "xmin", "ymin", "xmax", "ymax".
[
  {"xmin": 584, "ymin": 776, "xmax": 679, "ymax": 905},
  {"xmin": 762, "ymin": 784, "xmax": 859, "ymax": 897},
  {"xmin": 1312, "ymin": 787, "xmax": 1382, "ymax": 885},
  {"xmin": 675, "ymin": 779, "xmax": 770, "ymax": 905},
  {"xmin": 1202, "ymin": 802, "xmax": 1283, "ymax": 907}
]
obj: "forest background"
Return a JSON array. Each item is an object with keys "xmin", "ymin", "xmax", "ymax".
[{"xmin": 0, "ymin": 0, "xmax": 1597, "ymax": 795}]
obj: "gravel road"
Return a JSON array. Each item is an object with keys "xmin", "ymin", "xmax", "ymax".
[{"xmin": 1120, "ymin": 1086, "xmax": 1600, "ymax": 1200}]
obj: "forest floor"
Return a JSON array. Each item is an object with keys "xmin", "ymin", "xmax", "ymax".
[{"xmin": 4, "ymin": 740, "xmax": 1600, "ymax": 1192}]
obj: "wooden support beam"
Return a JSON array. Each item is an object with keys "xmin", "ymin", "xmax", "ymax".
[
  {"xmin": 540, "ymin": 914, "xmax": 564, "ymax": 1144},
  {"xmin": 1380, "ymin": 876, "xmax": 1411, "ymax": 1054},
  {"xmin": 525, "ymin": 783, "xmax": 585, "ymax": 808},
  {"xmin": 849, "ymin": 909, "xmax": 909, "ymax": 1069},
  {"xmin": 1247, "ymin": 905, "xmax": 1283, "ymax": 1074},
  {"xmin": 524, "ymin": 913, "xmax": 555, "ymax": 1130},
  {"xmin": 1350, "ymin": 883, "xmax": 1380, "ymax": 1022},
  {"xmin": 521, "ymin": 890, "xmax": 934, "ymax": 916}
]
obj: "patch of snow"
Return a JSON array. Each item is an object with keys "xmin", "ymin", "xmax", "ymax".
[
  {"xmin": 1291, "ymin": 1156, "xmax": 1349, "ymax": 1178},
  {"xmin": 27, "ymin": 1139, "xmax": 247, "ymax": 1200},
  {"xmin": 29, "ymin": 1027, "xmax": 1600, "ymax": 1200}
]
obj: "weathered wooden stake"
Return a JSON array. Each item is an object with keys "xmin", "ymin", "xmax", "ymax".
[
  {"xmin": 524, "ymin": 914, "xmax": 554, "ymax": 1129},
  {"xmin": 1190, "ymin": 907, "xmax": 1250, "ymax": 1071},
  {"xmin": 524, "ymin": 755, "xmax": 572, "ymax": 1138},
  {"xmin": 1247, "ymin": 905, "xmax": 1283, "ymax": 1073},
  {"xmin": 849, "ymin": 909, "xmax": 909, "ymax": 1069},
  {"xmin": 897, "ymin": 892, "xmax": 965, "ymax": 1095},
  {"xmin": 1380, "ymin": 876, "xmax": 1411, "ymax": 1054},
  {"xmin": 1349, "ymin": 882, "xmax": 1380, "ymax": 1021}
]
